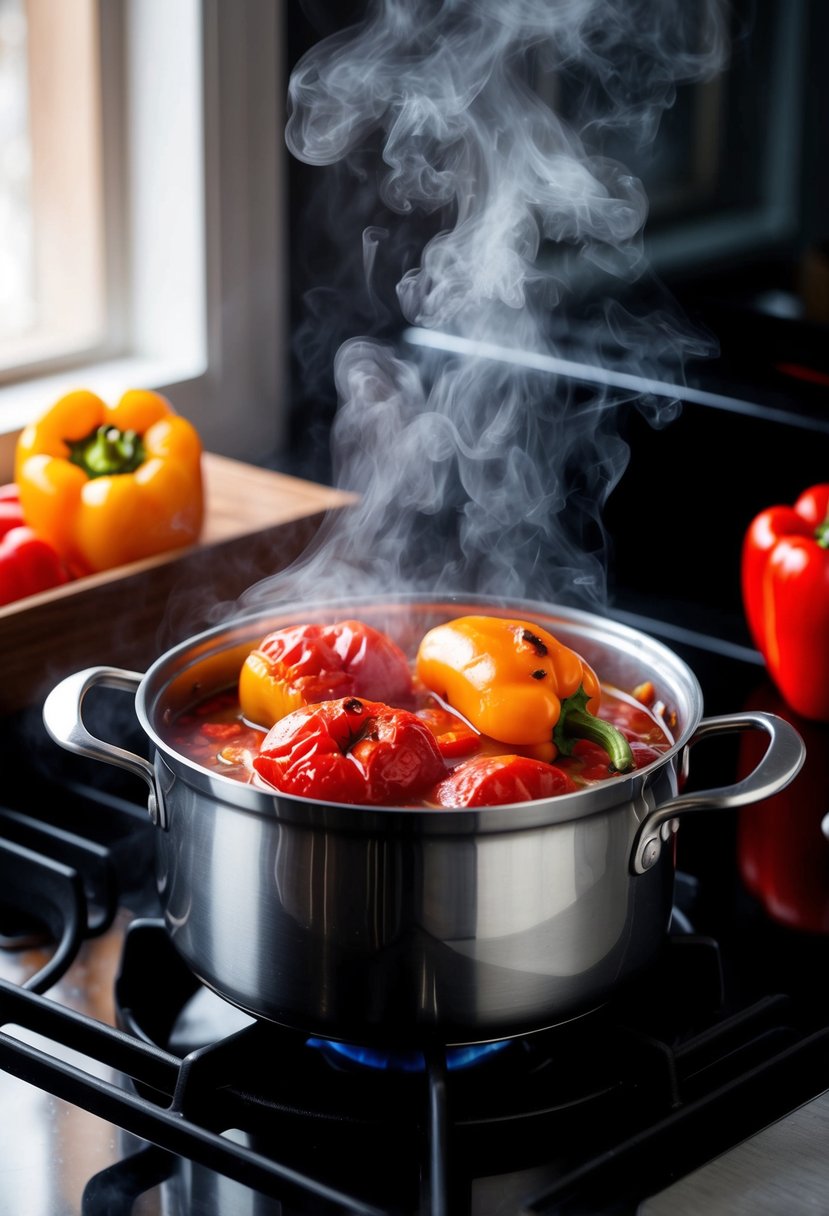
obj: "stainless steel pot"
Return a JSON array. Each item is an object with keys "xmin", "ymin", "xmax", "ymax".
[{"xmin": 42, "ymin": 596, "xmax": 804, "ymax": 1046}]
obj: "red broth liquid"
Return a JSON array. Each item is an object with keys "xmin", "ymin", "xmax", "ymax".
[{"xmin": 164, "ymin": 678, "xmax": 676, "ymax": 803}]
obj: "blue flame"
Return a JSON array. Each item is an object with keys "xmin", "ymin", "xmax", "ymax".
[{"xmin": 306, "ymin": 1037, "xmax": 510, "ymax": 1072}]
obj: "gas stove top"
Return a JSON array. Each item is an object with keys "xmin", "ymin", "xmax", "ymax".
[{"xmin": 1, "ymin": 610, "xmax": 829, "ymax": 1216}]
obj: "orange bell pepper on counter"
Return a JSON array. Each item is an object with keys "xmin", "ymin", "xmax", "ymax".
[
  {"xmin": 416, "ymin": 615, "xmax": 634, "ymax": 773},
  {"xmin": 15, "ymin": 389, "xmax": 204, "ymax": 575}
]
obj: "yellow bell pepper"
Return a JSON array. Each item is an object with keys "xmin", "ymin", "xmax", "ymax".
[
  {"xmin": 15, "ymin": 389, "xmax": 204, "ymax": 575},
  {"xmin": 416, "ymin": 615, "xmax": 634, "ymax": 772}
]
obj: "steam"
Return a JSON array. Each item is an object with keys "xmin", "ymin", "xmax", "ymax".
[{"xmin": 242, "ymin": 0, "xmax": 728, "ymax": 613}]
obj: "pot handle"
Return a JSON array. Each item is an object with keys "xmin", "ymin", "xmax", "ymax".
[
  {"xmin": 631, "ymin": 711, "xmax": 805, "ymax": 876},
  {"xmin": 42, "ymin": 667, "xmax": 166, "ymax": 829}
]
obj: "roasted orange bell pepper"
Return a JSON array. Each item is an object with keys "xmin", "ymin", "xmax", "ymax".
[
  {"xmin": 15, "ymin": 389, "xmax": 204, "ymax": 575},
  {"xmin": 239, "ymin": 619, "xmax": 414, "ymax": 729},
  {"xmin": 416, "ymin": 615, "xmax": 634, "ymax": 772}
]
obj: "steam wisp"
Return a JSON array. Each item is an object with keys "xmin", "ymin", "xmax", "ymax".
[{"xmin": 242, "ymin": 0, "xmax": 728, "ymax": 614}]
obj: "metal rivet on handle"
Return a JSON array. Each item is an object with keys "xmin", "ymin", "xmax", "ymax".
[
  {"xmin": 146, "ymin": 790, "xmax": 168, "ymax": 831},
  {"xmin": 638, "ymin": 836, "xmax": 661, "ymax": 871}
]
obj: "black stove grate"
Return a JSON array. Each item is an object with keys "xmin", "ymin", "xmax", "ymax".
[
  {"xmin": 2, "ymin": 938, "xmax": 828, "ymax": 1215},
  {"xmin": 0, "ymin": 806, "xmax": 118, "ymax": 938},
  {"xmin": 526, "ymin": 1013, "xmax": 829, "ymax": 1215},
  {"xmin": 2, "ymin": 869, "xmax": 828, "ymax": 1216},
  {"xmin": 0, "ymin": 835, "xmax": 86, "ymax": 991},
  {"xmin": 0, "ymin": 974, "xmax": 388, "ymax": 1215}
]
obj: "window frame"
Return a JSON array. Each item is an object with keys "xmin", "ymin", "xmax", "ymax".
[{"xmin": 0, "ymin": 0, "xmax": 288, "ymax": 477}]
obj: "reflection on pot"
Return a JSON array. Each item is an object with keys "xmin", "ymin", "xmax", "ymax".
[{"xmin": 738, "ymin": 682, "xmax": 829, "ymax": 934}]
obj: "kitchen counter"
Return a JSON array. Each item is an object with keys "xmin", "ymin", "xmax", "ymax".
[
  {"xmin": 641, "ymin": 1089, "xmax": 829, "ymax": 1215},
  {"xmin": 0, "ymin": 454, "xmax": 356, "ymax": 714}
]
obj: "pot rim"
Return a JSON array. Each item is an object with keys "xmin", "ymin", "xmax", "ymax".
[{"xmin": 136, "ymin": 592, "xmax": 703, "ymax": 832}]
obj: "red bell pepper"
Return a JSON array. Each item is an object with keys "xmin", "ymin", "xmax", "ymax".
[
  {"xmin": 0, "ymin": 482, "xmax": 25, "ymax": 539},
  {"xmin": 433, "ymin": 754, "xmax": 577, "ymax": 807},
  {"xmin": 0, "ymin": 525, "xmax": 69, "ymax": 606},
  {"xmin": 253, "ymin": 696, "xmax": 446, "ymax": 805},
  {"xmin": 741, "ymin": 484, "xmax": 829, "ymax": 721}
]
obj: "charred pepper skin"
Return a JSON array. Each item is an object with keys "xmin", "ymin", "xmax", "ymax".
[
  {"xmin": 742, "ymin": 484, "xmax": 829, "ymax": 722},
  {"xmin": 415, "ymin": 615, "xmax": 634, "ymax": 772},
  {"xmin": 239, "ymin": 620, "xmax": 414, "ymax": 730},
  {"xmin": 253, "ymin": 696, "xmax": 446, "ymax": 805},
  {"xmin": 15, "ymin": 389, "xmax": 204, "ymax": 576}
]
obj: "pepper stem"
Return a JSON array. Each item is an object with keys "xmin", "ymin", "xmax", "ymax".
[
  {"xmin": 67, "ymin": 425, "xmax": 146, "ymax": 479},
  {"xmin": 553, "ymin": 684, "xmax": 634, "ymax": 773}
]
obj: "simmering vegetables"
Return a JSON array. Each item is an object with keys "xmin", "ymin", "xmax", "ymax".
[
  {"xmin": 416, "ymin": 615, "xmax": 634, "ymax": 772},
  {"xmin": 434, "ymin": 754, "xmax": 578, "ymax": 806},
  {"xmin": 164, "ymin": 615, "xmax": 675, "ymax": 808},
  {"xmin": 239, "ymin": 619, "xmax": 413, "ymax": 728}
]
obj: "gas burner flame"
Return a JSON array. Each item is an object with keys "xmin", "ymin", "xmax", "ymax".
[{"xmin": 306, "ymin": 1036, "xmax": 511, "ymax": 1072}]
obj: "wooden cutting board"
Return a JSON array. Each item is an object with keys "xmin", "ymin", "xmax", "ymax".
[{"xmin": 0, "ymin": 453, "xmax": 357, "ymax": 715}]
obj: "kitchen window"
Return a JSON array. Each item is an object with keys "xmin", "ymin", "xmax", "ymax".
[
  {"xmin": 0, "ymin": 0, "xmax": 287, "ymax": 475},
  {"xmin": 0, "ymin": 0, "xmax": 105, "ymax": 374}
]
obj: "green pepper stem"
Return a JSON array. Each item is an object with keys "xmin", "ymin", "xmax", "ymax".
[
  {"xmin": 815, "ymin": 517, "xmax": 829, "ymax": 550},
  {"xmin": 553, "ymin": 684, "xmax": 634, "ymax": 773},
  {"xmin": 67, "ymin": 425, "xmax": 146, "ymax": 479}
]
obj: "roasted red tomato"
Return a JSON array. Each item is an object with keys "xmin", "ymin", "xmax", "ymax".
[
  {"xmin": 434, "ymin": 754, "xmax": 577, "ymax": 808},
  {"xmin": 415, "ymin": 705, "xmax": 481, "ymax": 759},
  {"xmin": 253, "ymin": 697, "xmax": 446, "ymax": 805},
  {"xmin": 240, "ymin": 620, "xmax": 414, "ymax": 729}
]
